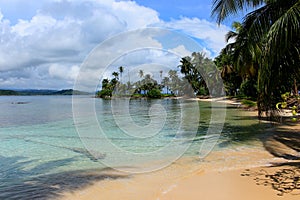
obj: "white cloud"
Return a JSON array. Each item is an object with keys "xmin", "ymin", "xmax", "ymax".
[
  {"xmin": 12, "ymin": 15, "xmax": 57, "ymax": 36},
  {"xmin": 49, "ymin": 63, "xmax": 79, "ymax": 80},
  {"xmin": 0, "ymin": 1, "xmax": 228, "ymax": 90},
  {"xmin": 0, "ymin": 1, "xmax": 161, "ymax": 89},
  {"xmin": 169, "ymin": 45, "xmax": 192, "ymax": 57},
  {"xmin": 110, "ymin": 0, "xmax": 160, "ymax": 29},
  {"xmin": 157, "ymin": 17, "xmax": 230, "ymax": 56}
]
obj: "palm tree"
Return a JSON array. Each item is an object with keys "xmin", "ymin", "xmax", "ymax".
[
  {"xmin": 178, "ymin": 54, "xmax": 209, "ymax": 96},
  {"xmin": 101, "ymin": 78, "xmax": 110, "ymax": 90},
  {"xmin": 211, "ymin": 0, "xmax": 300, "ymax": 118},
  {"xmin": 112, "ymin": 71, "xmax": 119, "ymax": 80},
  {"xmin": 211, "ymin": 0, "xmax": 264, "ymax": 25},
  {"xmin": 159, "ymin": 70, "xmax": 163, "ymax": 83},
  {"xmin": 225, "ymin": 21, "xmax": 258, "ymax": 79},
  {"xmin": 119, "ymin": 66, "xmax": 124, "ymax": 82},
  {"xmin": 214, "ymin": 49, "xmax": 243, "ymax": 96},
  {"xmin": 162, "ymin": 77, "xmax": 170, "ymax": 94},
  {"xmin": 138, "ymin": 70, "xmax": 144, "ymax": 79}
]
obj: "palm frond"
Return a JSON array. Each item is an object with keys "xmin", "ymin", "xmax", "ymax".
[
  {"xmin": 211, "ymin": 0, "xmax": 264, "ymax": 24},
  {"xmin": 266, "ymin": 0, "xmax": 300, "ymax": 62},
  {"xmin": 225, "ymin": 31, "xmax": 238, "ymax": 42}
]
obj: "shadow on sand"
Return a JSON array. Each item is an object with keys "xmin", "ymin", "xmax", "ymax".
[
  {"xmin": 0, "ymin": 156, "xmax": 129, "ymax": 200},
  {"xmin": 241, "ymin": 119, "xmax": 300, "ymax": 196}
]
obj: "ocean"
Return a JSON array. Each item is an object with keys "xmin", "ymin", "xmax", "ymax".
[{"xmin": 0, "ymin": 95, "xmax": 263, "ymax": 199}]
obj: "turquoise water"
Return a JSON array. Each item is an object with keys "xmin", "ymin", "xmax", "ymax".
[{"xmin": 0, "ymin": 96, "xmax": 263, "ymax": 199}]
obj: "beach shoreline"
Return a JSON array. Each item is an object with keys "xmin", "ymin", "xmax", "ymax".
[
  {"xmin": 59, "ymin": 144, "xmax": 299, "ymax": 200},
  {"xmin": 59, "ymin": 98, "xmax": 300, "ymax": 200}
]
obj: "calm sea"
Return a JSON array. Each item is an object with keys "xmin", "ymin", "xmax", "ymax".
[{"xmin": 0, "ymin": 96, "xmax": 262, "ymax": 199}]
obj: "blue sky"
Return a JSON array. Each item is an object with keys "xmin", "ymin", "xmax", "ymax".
[
  {"xmin": 134, "ymin": 0, "xmax": 213, "ymax": 20},
  {"xmin": 0, "ymin": 0, "xmax": 243, "ymax": 90}
]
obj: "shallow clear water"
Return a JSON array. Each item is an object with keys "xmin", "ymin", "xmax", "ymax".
[{"xmin": 0, "ymin": 96, "xmax": 264, "ymax": 199}]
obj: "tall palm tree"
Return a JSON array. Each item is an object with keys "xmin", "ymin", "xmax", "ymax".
[
  {"xmin": 159, "ymin": 70, "xmax": 163, "ymax": 83},
  {"xmin": 224, "ymin": 21, "xmax": 258, "ymax": 79},
  {"xmin": 162, "ymin": 77, "xmax": 170, "ymax": 94},
  {"xmin": 119, "ymin": 66, "xmax": 124, "ymax": 82},
  {"xmin": 212, "ymin": 0, "xmax": 300, "ymax": 117}
]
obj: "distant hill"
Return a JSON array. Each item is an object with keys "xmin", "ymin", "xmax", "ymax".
[
  {"xmin": 51, "ymin": 89, "xmax": 90, "ymax": 95},
  {"xmin": 0, "ymin": 89, "xmax": 90, "ymax": 96},
  {"xmin": 0, "ymin": 89, "xmax": 19, "ymax": 95},
  {"xmin": 16, "ymin": 89, "xmax": 58, "ymax": 95}
]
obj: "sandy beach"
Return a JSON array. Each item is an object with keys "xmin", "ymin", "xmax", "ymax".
[
  {"xmin": 60, "ymin": 115, "xmax": 300, "ymax": 200},
  {"xmin": 60, "ymin": 146, "xmax": 299, "ymax": 200}
]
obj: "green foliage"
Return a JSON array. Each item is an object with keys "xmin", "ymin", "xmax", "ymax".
[
  {"xmin": 276, "ymin": 92, "xmax": 299, "ymax": 122},
  {"xmin": 198, "ymin": 86, "xmax": 209, "ymax": 96},
  {"xmin": 212, "ymin": 0, "xmax": 300, "ymax": 118},
  {"xmin": 135, "ymin": 74, "xmax": 160, "ymax": 95},
  {"xmin": 98, "ymin": 51, "xmax": 221, "ymax": 99},
  {"xmin": 239, "ymin": 79, "xmax": 257, "ymax": 98},
  {"xmin": 162, "ymin": 93, "xmax": 175, "ymax": 98},
  {"xmin": 178, "ymin": 52, "xmax": 219, "ymax": 96},
  {"xmin": 147, "ymin": 89, "xmax": 162, "ymax": 99},
  {"xmin": 96, "ymin": 89, "xmax": 112, "ymax": 98},
  {"xmin": 131, "ymin": 93, "xmax": 143, "ymax": 98},
  {"xmin": 241, "ymin": 99, "xmax": 257, "ymax": 107},
  {"xmin": 214, "ymin": 50, "xmax": 243, "ymax": 96},
  {"xmin": 97, "ymin": 71, "xmax": 120, "ymax": 98}
]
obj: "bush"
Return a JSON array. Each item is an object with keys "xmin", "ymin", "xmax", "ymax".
[
  {"xmin": 197, "ymin": 86, "xmax": 209, "ymax": 96},
  {"xmin": 239, "ymin": 79, "xmax": 257, "ymax": 98},
  {"xmin": 96, "ymin": 89, "xmax": 112, "ymax": 98},
  {"xmin": 241, "ymin": 99, "xmax": 257, "ymax": 107},
  {"xmin": 147, "ymin": 89, "xmax": 162, "ymax": 99}
]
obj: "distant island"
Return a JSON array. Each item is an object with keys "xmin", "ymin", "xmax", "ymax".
[{"xmin": 0, "ymin": 89, "xmax": 90, "ymax": 96}]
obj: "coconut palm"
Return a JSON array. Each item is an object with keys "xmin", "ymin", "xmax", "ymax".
[
  {"xmin": 211, "ymin": 0, "xmax": 264, "ymax": 24},
  {"xmin": 138, "ymin": 70, "xmax": 144, "ymax": 79},
  {"xmin": 159, "ymin": 70, "xmax": 163, "ymax": 83},
  {"xmin": 225, "ymin": 21, "xmax": 258, "ymax": 79},
  {"xmin": 112, "ymin": 71, "xmax": 119, "ymax": 79},
  {"xmin": 212, "ymin": 0, "xmax": 300, "ymax": 118},
  {"xmin": 119, "ymin": 66, "xmax": 124, "ymax": 82}
]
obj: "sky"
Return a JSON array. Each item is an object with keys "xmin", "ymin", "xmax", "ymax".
[{"xmin": 0, "ymin": 0, "xmax": 241, "ymax": 90}]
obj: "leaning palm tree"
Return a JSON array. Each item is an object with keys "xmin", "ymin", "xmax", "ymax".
[
  {"xmin": 224, "ymin": 21, "xmax": 258, "ymax": 79},
  {"xmin": 138, "ymin": 70, "xmax": 144, "ymax": 79}
]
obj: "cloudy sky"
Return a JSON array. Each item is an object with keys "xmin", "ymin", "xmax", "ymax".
[{"xmin": 0, "ymin": 0, "xmax": 239, "ymax": 90}]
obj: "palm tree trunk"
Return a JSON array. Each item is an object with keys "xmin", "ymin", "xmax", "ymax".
[{"xmin": 294, "ymin": 78, "xmax": 298, "ymax": 96}]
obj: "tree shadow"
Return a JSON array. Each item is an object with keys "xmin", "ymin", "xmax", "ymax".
[
  {"xmin": 262, "ymin": 124, "xmax": 300, "ymax": 161},
  {"xmin": 240, "ymin": 120, "xmax": 300, "ymax": 196},
  {"xmin": 241, "ymin": 166, "xmax": 300, "ymax": 196},
  {"xmin": 0, "ymin": 156, "xmax": 128, "ymax": 200},
  {"xmin": 217, "ymin": 120, "xmax": 271, "ymax": 147}
]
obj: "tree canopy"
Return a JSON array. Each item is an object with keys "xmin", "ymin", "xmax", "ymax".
[{"xmin": 212, "ymin": 0, "xmax": 300, "ymax": 118}]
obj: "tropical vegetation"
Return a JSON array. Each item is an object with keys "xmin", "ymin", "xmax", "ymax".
[
  {"xmin": 97, "ymin": 0, "xmax": 300, "ymax": 120},
  {"xmin": 212, "ymin": 0, "xmax": 300, "ymax": 118},
  {"xmin": 96, "ymin": 53, "xmax": 220, "ymax": 99}
]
